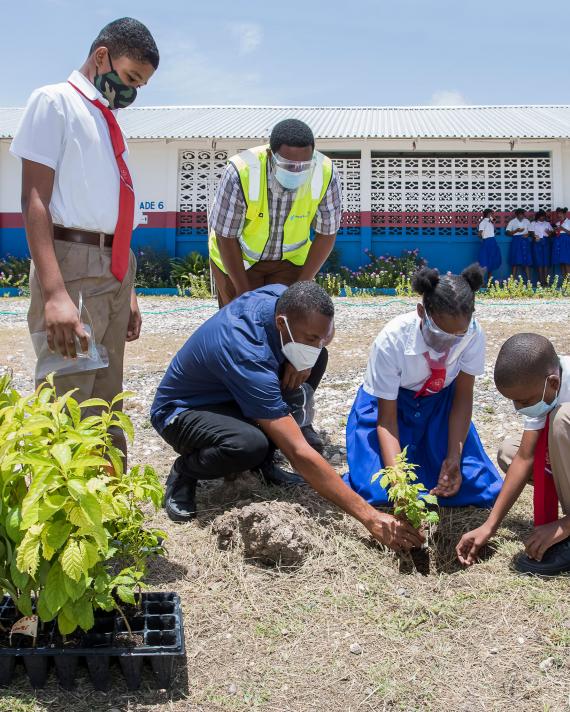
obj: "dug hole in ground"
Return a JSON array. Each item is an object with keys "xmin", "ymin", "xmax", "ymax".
[{"xmin": 0, "ymin": 296, "xmax": 568, "ymax": 712}]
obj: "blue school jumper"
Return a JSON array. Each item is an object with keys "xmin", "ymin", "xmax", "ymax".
[
  {"xmin": 343, "ymin": 384, "xmax": 503, "ymax": 508},
  {"xmin": 510, "ymin": 236, "xmax": 533, "ymax": 267},
  {"xmin": 532, "ymin": 238, "xmax": 550, "ymax": 267},
  {"xmin": 552, "ymin": 232, "xmax": 570, "ymax": 265},
  {"xmin": 478, "ymin": 238, "xmax": 502, "ymax": 272}
]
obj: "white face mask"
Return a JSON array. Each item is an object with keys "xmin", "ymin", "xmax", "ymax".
[{"xmin": 279, "ymin": 315, "xmax": 322, "ymax": 372}]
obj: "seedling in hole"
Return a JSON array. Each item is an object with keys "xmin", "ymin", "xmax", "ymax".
[{"xmin": 372, "ymin": 447, "xmax": 440, "ymax": 531}]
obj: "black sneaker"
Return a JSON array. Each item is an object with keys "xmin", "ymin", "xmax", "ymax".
[
  {"xmin": 514, "ymin": 536, "xmax": 570, "ymax": 576},
  {"xmin": 164, "ymin": 457, "xmax": 198, "ymax": 523},
  {"xmin": 257, "ymin": 460, "xmax": 305, "ymax": 487},
  {"xmin": 301, "ymin": 424, "xmax": 325, "ymax": 453}
]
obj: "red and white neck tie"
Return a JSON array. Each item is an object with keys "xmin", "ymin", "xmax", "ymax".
[
  {"xmin": 415, "ymin": 351, "xmax": 449, "ymax": 399},
  {"xmin": 69, "ymin": 81, "xmax": 134, "ymax": 282},
  {"xmin": 533, "ymin": 415, "xmax": 559, "ymax": 526}
]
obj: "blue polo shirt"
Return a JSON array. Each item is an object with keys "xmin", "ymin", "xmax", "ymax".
[{"xmin": 150, "ymin": 285, "xmax": 290, "ymax": 434}]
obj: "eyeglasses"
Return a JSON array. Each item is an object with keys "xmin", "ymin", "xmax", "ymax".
[
  {"xmin": 425, "ymin": 311, "xmax": 476, "ymax": 338},
  {"xmin": 272, "ymin": 152, "xmax": 315, "ymax": 173}
]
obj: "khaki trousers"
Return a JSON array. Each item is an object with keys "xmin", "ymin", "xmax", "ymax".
[
  {"xmin": 28, "ymin": 240, "xmax": 136, "ymax": 454},
  {"xmin": 497, "ymin": 402, "xmax": 570, "ymax": 514},
  {"xmin": 211, "ymin": 259, "xmax": 303, "ymax": 308}
]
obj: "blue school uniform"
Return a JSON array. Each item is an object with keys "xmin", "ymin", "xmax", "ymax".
[
  {"xmin": 342, "ymin": 312, "xmax": 502, "ymax": 508},
  {"xmin": 507, "ymin": 217, "xmax": 533, "ymax": 267},
  {"xmin": 478, "ymin": 238, "xmax": 502, "ymax": 272},
  {"xmin": 477, "ymin": 218, "xmax": 502, "ymax": 272},
  {"xmin": 552, "ymin": 221, "xmax": 570, "ymax": 265}
]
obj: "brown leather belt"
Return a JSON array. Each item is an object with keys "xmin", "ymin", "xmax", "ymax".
[{"xmin": 53, "ymin": 225, "xmax": 114, "ymax": 248}]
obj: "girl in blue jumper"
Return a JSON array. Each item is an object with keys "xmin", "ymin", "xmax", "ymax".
[{"xmin": 344, "ymin": 264, "xmax": 502, "ymax": 508}]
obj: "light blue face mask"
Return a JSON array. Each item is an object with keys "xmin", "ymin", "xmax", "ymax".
[
  {"xmin": 516, "ymin": 375, "xmax": 559, "ymax": 418},
  {"xmin": 274, "ymin": 165, "xmax": 311, "ymax": 191}
]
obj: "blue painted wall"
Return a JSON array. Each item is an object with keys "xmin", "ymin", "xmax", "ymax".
[{"xmin": 0, "ymin": 225, "xmax": 516, "ymax": 281}]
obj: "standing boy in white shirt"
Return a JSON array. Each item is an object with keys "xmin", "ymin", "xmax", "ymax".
[{"xmin": 10, "ymin": 18, "xmax": 159, "ymax": 456}]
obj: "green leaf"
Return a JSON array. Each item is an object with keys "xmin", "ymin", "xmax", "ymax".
[
  {"xmin": 110, "ymin": 411, "xmax": 134, "ymax": 443},
  {"xmin": 68, "ymin": 505, "xmax": 92, "ymax": 529},
  {"xmin": 73, "ymin": 597, "xmax": 94, "ymax": 632},
  {"xmin": 60, "ymin": 540, "xmax": 83, "ymax": 582},
  {"xmin": 67, "ymin": 479, "xmax": 87, "ymax": 500},
  {"xmin": 10, "ymin": 558, "xmax": 29, "ymax": 589},
  {"xmin": 51, "ymin": 443, "xmax": 72, "ymax": 469},
  {"xmin": 116, "ymin": 584, "xmax": 136, "ymax": 605},
  {"xmin": 58, "ymin": 603, "xmax": 78, "ymax": 635},
  {"xmin": 111, "ymin": 391, "xmax": 135, "ymax": 408},
  {"xmin": 6, "ymin": 507, "xmax": 23, "ymax": 543},
  {"xmin": 68, "ymin": 456, "xmax": 109, "ymax": 470},
  {"xmin": 20, "ymin": 499, "xmax": 40, "ymax": 529},
  {"xmin": 15, "ymin": 589, "xmax": 33, "ymax": 617},
  {"xmin": 66, "ymin": 397, "xmax": 81, "ymax": 428},
  {"xmin": 38, "ymin": 494, "xmax": 68, "ymax": 523},
  {"xmin": 78, "ymin": 493, "xmax": 102, "ymax": 526},
  {"xmin": 86, "ymin": 477, "xmax": 106, "ymax": 494},
  {"xmin": 64, "ymin": 572, "xmax": 87, "ymax": 602},
  {"xmin": 43, "ymin": 520, "xmax": 73, "ymax": 554},
  {"xmin": 36, "ymin": 592, "xmax": 56, "ymax": 622},
  {"xmin": 82, "ymin": 540, "xmax": 101, "ymax": 568},
  {"xmin": 422, "ymin": 494, "xmax": 439, "ymax": 505},
  {"xmin": 79, "ymin": 398, "xmax": 109, "ymax": 410},
  {"xmin": 93, "ymin": 590, "xmax": 115, "ymax": 611},
  {"xmin": 16, "ymin": 528, "xmax": 41, "ymax": 577},
  {"xmin": 106, "ymin": 446, "xmax": 124, "ymax": 476}
]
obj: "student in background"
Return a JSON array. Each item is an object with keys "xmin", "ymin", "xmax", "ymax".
[
  {"xmin": 552, "ymin": 207, "xmax": 570, "ymax": 279},
  {"xmin": 343, "ymin": 264, "xmax": 502, "ymax": 508},
  {"xmin": 506, "ymin": 208, "xmax": 532, "ymax": 282},
  {"xmin": 530, "ymin": 210, "xmax": 553, "ymax": 285},
  {"xmin": 477, "ymin": 208, "xmax": 502, "ymax": 283}
]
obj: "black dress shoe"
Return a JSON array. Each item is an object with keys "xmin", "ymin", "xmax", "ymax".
[
  {"xmin": 257, "ymin": 460, "xmax": 305, "ymax": 487},
  {"xmin": 164, "ymin": 458, "xmax": 198, "ymax": 523},
  {"xmin": 515, "ymin": 536, "xmax": 570, "ymax": 576},
  {"xmin": 301, "ymin": 424, "xmax": 324, "ymax": 453}
]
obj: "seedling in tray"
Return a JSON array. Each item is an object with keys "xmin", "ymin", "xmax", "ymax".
[
  {"xmin": 0, "ymin": 374, "xmax": 182, "ymax": 689},
  {"xmin": 372, "ymin": 447, "xmax": 439, "ymax": 573}
]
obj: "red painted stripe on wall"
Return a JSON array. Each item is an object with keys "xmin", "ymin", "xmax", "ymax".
[{"xmin": 0, "ymin": 210, "xmax": 555, "ymax": 231}]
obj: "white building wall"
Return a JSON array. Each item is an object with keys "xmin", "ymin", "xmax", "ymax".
[{"xmin": 0, "ymin": 142, "xmax": 22, "ymax": 212}]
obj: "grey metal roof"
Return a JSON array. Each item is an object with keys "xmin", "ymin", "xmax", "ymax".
[{"xmin": 3, "ymin": 105, "xmax": 570, "ymax": 140}]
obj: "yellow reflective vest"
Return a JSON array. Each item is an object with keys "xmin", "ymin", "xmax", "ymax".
[{"xmin": 209, "ymin": 145, "xmax": 333, "ymax": 273}]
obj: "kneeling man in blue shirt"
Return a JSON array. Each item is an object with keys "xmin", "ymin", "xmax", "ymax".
[{"xmin": 151, "ymin": 282, "xmax": 423, "ymax": 552}]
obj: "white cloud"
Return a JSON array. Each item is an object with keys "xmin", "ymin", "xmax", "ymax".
[
  {"xmin": 430, "ymin": 90, "xmax": 468, "ymax": 106},
  {"xmin": 146, "ymin": 39, "xmax": 272, "ymax": 105},
  {"xmin": 229, "ymin": 22, "xmax": 263, "ymax": 55}
]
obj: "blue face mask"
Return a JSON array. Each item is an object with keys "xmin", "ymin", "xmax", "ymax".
[
  {"xmin": 274, "ymin": 165, "xmax": 311, "ymax": 191},
  {"xmin": 516, "ymin": 375, "xmax": 559, "ymax": 418}
]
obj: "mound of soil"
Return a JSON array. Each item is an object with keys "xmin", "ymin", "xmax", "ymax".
[{"xmin": 212, "ymin": 501, "xmax": 321, "ymax": 566}]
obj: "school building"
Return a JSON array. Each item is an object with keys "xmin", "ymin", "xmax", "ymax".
[{"xmin": 2, "ymin": 104, "xmax": 570, "ymax": 278}]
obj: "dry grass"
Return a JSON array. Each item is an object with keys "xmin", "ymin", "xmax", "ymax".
[{"xmin": 0, "ymin": 302, "xmax": 569, "ymax": 711}]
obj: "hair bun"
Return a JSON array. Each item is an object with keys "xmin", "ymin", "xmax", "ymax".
[
  {"xmin": 412, "ymin": 267, "xmax": 440, "ymax": 296},
  {"xmin": 461, "ymin": 263, "xmax": 484, "ymax": 292}
]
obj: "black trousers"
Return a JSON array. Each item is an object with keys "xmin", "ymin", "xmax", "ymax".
[{"xmin": 160, "ymin": 348, "xmax": 328, "ymax": 481}]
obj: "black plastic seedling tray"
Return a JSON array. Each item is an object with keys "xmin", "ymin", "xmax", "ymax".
[{"xmin": 0, "ymin": 592, "xmax": 185, "ymax": 690}]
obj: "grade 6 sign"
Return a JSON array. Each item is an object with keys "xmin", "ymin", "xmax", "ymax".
[{"xmin": 140, "ymin": 201, "xmax": 165, "ymax": 210}]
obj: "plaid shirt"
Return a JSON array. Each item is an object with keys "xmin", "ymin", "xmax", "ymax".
[{"xmin": 209, "ymin": 155, "xmax": 343, "ymax": 261}]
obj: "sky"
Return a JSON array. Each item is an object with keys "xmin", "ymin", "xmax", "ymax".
[{"xmin": 1, "ymin": 0, "xmax": 566, "ymax": 107}]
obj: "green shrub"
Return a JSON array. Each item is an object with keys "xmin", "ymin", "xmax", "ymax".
[
  {"xmin": 0, "ymin": 256, "xmax": 31, "ymax": 290},
  {"xmin": 135, "ymin": 248, "xmax": 173, "ymax": 288},
  {"xmin": 0, "ymin": 374, "xmax": 165, "ymax": 635},
  {"xmin": 480, "ymin": 275, "xmax": 570, "ymax": 299}
]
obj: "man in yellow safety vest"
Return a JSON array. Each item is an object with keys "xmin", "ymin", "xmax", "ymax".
[{"xmin": 208, "ymin": 119, "xmax": 343, "ymax": 456}]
